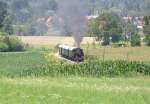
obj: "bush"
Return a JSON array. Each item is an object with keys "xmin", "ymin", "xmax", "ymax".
[
  {"xmin": 0, "ymin": 42, "xmax": 8, "ymax": 52},
  {"xmin": 131, "ymin": 33, "xmax": 141, "ymax": 47},
  {"xmin": 3, "ymin": 36, "xmax": 25, "ymax": 52},
  {"xmin": 111, "ymin": 41, "xmax": 129, "ymax": 48},
  {"xmin": 0, "ymin": 35, "xmax": 25, "ymax": 52}
]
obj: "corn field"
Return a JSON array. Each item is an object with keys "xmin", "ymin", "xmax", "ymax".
[{"xmin": 21, "ymin": 55, "xmax": 150, "ymax": 77}]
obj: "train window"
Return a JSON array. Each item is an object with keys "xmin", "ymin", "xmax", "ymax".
[
  {"xmin": 64, "ymin": 49, "xmax": 66, "ymax": 56},
  {"xmin": 61, "ymin": 48, "xmax": 62, "ymax": 54},
  {"xmin": 59, "ymin": 48, "xmax": 61, "ymax": 54}
]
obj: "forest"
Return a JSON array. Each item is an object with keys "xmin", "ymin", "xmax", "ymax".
[{"xmin": 0, "ymin": 0, "xmax": 150, "ymax": 36}]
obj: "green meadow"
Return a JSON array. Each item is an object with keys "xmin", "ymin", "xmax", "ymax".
[
  {"xmin": 0, "ymin": 77, "xmax": 150, "ymax": 104},
  {"xmin": 0, "ymin": 46, "xmax": 150, "ymax": 104}
]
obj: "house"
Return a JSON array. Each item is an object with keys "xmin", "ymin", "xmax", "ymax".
[
  {"xmin": 136, "ymin": 16, "xmax": 144, "ymax": 30},
  {"xmin": 122, "ymin": 16, "xmax": 144, "ymax": 30},
  {"xmin": 86, "ymin": 15, "xmax": 98, "ymax": 21}
]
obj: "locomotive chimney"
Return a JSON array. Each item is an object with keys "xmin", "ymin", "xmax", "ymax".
[{"xmin": 73, "ymin": 35, "xmax": 83, "ymax": 48}]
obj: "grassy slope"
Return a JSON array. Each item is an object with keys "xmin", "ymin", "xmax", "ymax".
[{"xmin": 0, "ymin": 77, "xmax": 150, "ymax": 104}]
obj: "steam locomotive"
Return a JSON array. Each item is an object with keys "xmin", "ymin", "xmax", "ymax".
[{"xmin": 58, "ymin": 44, "xmax": 84, "ymax": 62}]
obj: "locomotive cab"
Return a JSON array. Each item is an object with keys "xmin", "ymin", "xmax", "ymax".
[{"xmin": 72, "ymin": 48, "xmax": 84, "ymax": 62}]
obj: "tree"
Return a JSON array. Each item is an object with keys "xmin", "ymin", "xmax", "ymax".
[
  {"xmin": 88, "ymin": 12, "xmax": 123, "ymax": 45},
  {"xmin": 48, "ymin": 0, "xmax": 58, "ymax": 11},
  {"xmin": 122, "ymin": 20, "xmax": 137, "ymax": 42},
  {"xmin": 0, "ymin": 1, "xmax": 7, "ymax": 29},
  {"xmin": 12, "ymin": 0, "xmax": 29, "ymax": 11},
  {"xmin": 143, "ymin": 13, "xmax": 150, "ymax": 46},
  {"xmin": 0, "ymin": 1, "xmax": 13, "ymax": 35},
  {"xmin": 23, "ymin": 20, "xmax": 48, "ymax": 36},
  {"xmin": 2, "ymin": 16, "xmax": 13, "ymax": 35},
  {"xmin": 131, "ymin": 33, "xmax": 141, "ymax": 46}
]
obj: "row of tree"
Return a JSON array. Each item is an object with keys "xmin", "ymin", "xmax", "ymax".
[{"xmin": 88, "ymin": 12, "xmax": 150, "ymax": 46}]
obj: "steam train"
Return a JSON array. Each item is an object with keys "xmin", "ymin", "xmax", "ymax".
[{"xmin": 58, "ymin": 44, "xmax": 84, "ymax": 62}]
